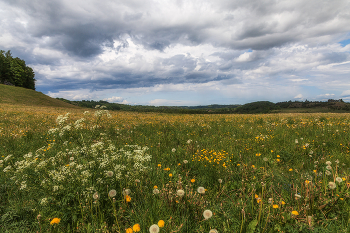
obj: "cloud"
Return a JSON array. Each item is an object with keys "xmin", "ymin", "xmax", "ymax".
[
  {"xmin": 294, "ymin": 94, "xmax": 303, "ymax": 99},
  {"xmin": 1, "ymin": 0, "xmax": 350, "ymax": 105},
  {"xmin": 103, "ymin": 96, "xmax": 129, "ymax": 104}
]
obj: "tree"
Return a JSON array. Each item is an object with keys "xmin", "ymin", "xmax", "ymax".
[{"xmin": 0, "ymin": 50, "xmax": 36, "ymax": 90}]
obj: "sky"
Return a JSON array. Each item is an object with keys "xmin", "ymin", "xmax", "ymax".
[{"xmin": 1, "ymin": 0, "xmax": 350, "ymax": 106}]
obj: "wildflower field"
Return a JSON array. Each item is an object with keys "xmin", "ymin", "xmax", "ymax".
[{"xmin": 1, "ymin": 103, "xmax": 350, "ymax": 232}]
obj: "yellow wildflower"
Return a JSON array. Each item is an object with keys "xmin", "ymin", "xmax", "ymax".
[
  {"xmin": 132, "ymin": 224, "xmax": 141, "ymax": 232},
  {"xmin": 292, "ymin": 210, "xmax": 299, "ymax": 216},
  {"xmin": 50, "ymin": 218, "xmax": 61, "ymax": 225},
  {"xmin": 158, "ymin": 220, "xmax": 165, "ymax": 228},
  {"xmin": 126, "ymin": 228, "xmax": 133, "ymax": 233}
]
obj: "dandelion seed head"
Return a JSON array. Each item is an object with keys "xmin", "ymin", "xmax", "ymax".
[
  {"xmin": 106, "ymin": 171, "xmax": 114, "ymax": 177},
  {"xmin": 336, "ymin": 177, "xmax": 343, "ymax": 183},
  {"xmin": 149, "ymin": 224, "xmax": 160, "ymax": 233},
  {"xmin": 153, "ymin": 189, "xmax": 160, "ymax": 194},
  {"xmin": 93, "ymin": 192, "xmax": 99, "ymax": 200},
  {"xmin": 177, "ymin": 189, "xmax": 185, "ymax": 197},
  {"xmin": 109, "ymin": 189, "xmax": 117, "ymax": 197},
  {"xmin": 203, "ymin": 209, "xmax": 213, "ymax": 219},
  {"xmin": 197, "ymin": 186, "xmax": 205, "ymax": 194},
  {"xmin": 328, "ymin": 181, "xmax": 336, "ymax": 189}
]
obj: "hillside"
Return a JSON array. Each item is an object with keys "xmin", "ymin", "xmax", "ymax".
[{"xmin": 0, "ymin": 84, "xmax": 80, "ymax": 108}]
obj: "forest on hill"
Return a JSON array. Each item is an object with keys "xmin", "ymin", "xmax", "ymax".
[
  {"xmin": 56, "ymin": 98, "xmax": 350, "ymax": 114},
  {"xmin": 0, "ymin": 50, "xmax": 36, "ymax": 90}
]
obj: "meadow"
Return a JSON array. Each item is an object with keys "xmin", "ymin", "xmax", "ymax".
[{"xmin": 1, "ymin": 103, "xmax": 350, "ymax": 232}]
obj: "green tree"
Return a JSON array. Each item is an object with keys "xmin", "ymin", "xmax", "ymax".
[{"xmin": 0, "ymin": 50, "xmax": 36, "ymax": 90}]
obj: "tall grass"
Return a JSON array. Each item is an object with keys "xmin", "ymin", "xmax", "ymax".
[{"xmin": 1, "ymin": 104, "xmax": 350, "ymax": 232}]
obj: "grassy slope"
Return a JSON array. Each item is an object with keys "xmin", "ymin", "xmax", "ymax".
[{"xmin": 0, "ymin": 84, "xmax": 80, "ymax": 108}]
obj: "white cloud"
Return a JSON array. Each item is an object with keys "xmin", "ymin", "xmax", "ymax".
[
  {"xmin": 103, "ymin": 96, "xmax": 129, "ymax": 104},
  {"xmin": 294, "ymin": 94, "xmax": 303, "ymax": 99}
]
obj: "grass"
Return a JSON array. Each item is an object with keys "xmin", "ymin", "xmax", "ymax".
[
  {"xmin": 1, "ymin": 102, "xmax": 350, "ymax": 232},
  {"xmin": 0, "ymin": 84, "xmax": 79, "ymax": 108}
]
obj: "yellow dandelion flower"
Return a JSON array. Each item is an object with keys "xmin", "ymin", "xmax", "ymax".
[
  {"xmin": 125, "ymin": 195, "xmax": 131, "ymax": 202},
  {"xmin": 126, "ymin": 228, "xmax": 133, "ymax": 233},
  {"xmin": 276, "ymin": 159, "xmax": 280, "ymax": 162},
  {"xmin": 289, "ymin": 168, "xmax": 293, "ymax": 171},
  {"xmin": 191, "ymin": 179, "xmax": 195, "ymax": 183},
  {"xmin": 169, "ymin": 173, "xmax": 173, "ymax": 177},
  {"xmin": 255, "ymin": 194, "xmax": 259, "ymax": 198},
  {"xmin": 158, "ymin": 220, "xmax": 165, "ymax": 228},
  {"xmin": 50, "ymin": 218, "xmax": 61, "ymax": 225},
  {"xmin": 281, "ymin": 201, "xmax": 286, "ymax": 205},
  {"xmin": 237, "ymin": 164, "xmax": 241, "ymax": 166},
  {"xmin": 273, "ymin": 204, "xmax": 279, "ymax": 209},
  {"xmin": 277, "ymin": 155, "xmax": 280, "ymax": 157},
  {"xmin": 132, "ymin": 224, "xmax": 141, "ymax": 232},
  {"xmin": 292, "ymin": 210, "xmax": 299, "ymax": 216},
  {"xmin": 154, "ymin": 186, "xmax": 158, "ymax": 189},
  {"xmin": 158, "ymin": 164, "xmax": 161, "ymax": 167}
]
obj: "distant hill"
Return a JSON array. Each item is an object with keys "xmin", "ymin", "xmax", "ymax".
[{"xmin": 0, "ymin": 84, "xmax": 80, "ymax": 108}]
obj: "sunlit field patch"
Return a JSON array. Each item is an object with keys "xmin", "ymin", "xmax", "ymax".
[{"xmin": 1, "ymin": 104, "xmax": 350, "ymax": 232}]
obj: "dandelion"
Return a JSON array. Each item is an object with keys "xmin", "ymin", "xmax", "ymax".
[
  {"xmin": 291, "ymin": 211, "xmax": 299, "ymax": 216},
  {"xmin": 335, "ymin": 159, "xmax": 339, "ymax": 164},
  {"xmin": 295, "ymin": 139, "xmax": 298, "ymax": 144},
  {"xmin": 281, "ymin": 201, "xmax": 286, "ymax": 205},
  {"xmin": 109, "ymin": 189, "xmax": 117, "ymax": 197},
  {"xmin": 273, "ymin": 204, "xmax": 279, "ymax": 209},
  {"xmin": 326, "ymin": 161, "xmax": 332, "ymax": 165},
  {"xmin": 209, "ymin": 229, "xmax": 218, "ymax": 233},
  {"xmin": 125, "ymin": 195, "xmax": 131, "ymax": 202},
  {"xmin": 70, "ymin": 157, "xmax": 74, "ymax": 161},
  {"xmin": 218, "ymin": 179, "xmax": 223, "ymax": 183},
  {"xmin": 183, "ymin": 160, "xmax": 188, "ymax": 164},
  {"xmin": 177, "ymin": 189, "xmax": 185, "ymax": 197},
  {"xmin": 263, "ymin": 157, "xmax": 268, "ymax": 162},
  {"xmin": 172, "ymin": 148, "xmax": 176, "ymax": 152},
  {"xmin": 197, "ymin": 186, "xmax": 205, "ymax": 194},
  {"xmin": 106, "ymin": 171, "xmax": 114, "ymax": 177},
  {"xmin": 187, "ymin": 139, "xmax": 192, "ymax": 144},
  {"xmin": 326, "ymin": 165, "xmax": 332, "ymax": 170},
  {"xmin": 169, "ymin": 173, "xmax": 173, "ymax": 177},
  {"xmin": 203, "ymin": 209, "xmax": 213, "ymax": 219},
  {"xmin": 191, "ymin": 179, "xmax": 195, "ymax": 183},
  {"xmin": 325, "ymin": 170, "xmax": 331, "ymax": 176},
  {"xmin": 336, "ymin": 177, "xmax": 343, "ymax": 183},
  {"xmin": 50, "ymin": 218, "xmax": 61, "ymax": 225},
  {"xmin": 295, "ymin": 194, "xmax": 301, "ymax": 200},
  {"xmin": 123, "ymin": 189, "xmax": 131, "ymax": 195},
  {"xmin": 135, "ymin": 179, "xmax": 140, "ymax": 183},
  {"xmin": 158, "ymin": 220, "xmax": 165, "ymax": 228},
  {"xmin": 268, "ymin": 198, "xmax": 273, "ymax": 204},
  {"xmin": 153, "ymin": 189, "xmax": 160, "ymax": 194},
  {"xmin": 149, "ymin": 224, "xmax": 160, "ymax": 233},
  {"xmin": 256, "ymin": 198, "xmax": 261, "ymax": 203},
  {"xmin": 93, "ymin": 192, "xmax": 99, "ymax": 200},
  {"xmin": 126, "ymin": 228, "xmax": 133, "ymax": 233},
  {"xmin": 133, "ymin": 224, "xmax": 141, "ymax": 232},
  {"xmin": 328, "ymin": 181, "xmax": 336, "ymax": 189}
]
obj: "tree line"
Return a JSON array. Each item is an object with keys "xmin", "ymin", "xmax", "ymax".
[{"xmin": 0, "ymin": 50, "xmax": 36, "ymax": 90}]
